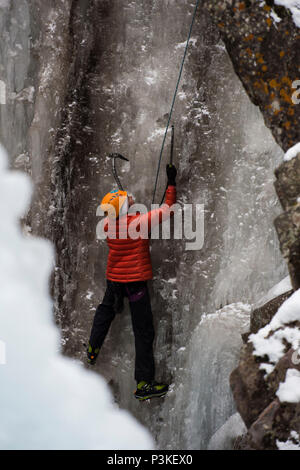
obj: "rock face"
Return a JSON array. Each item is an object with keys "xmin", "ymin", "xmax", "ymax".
[
  {"xmin": 202, "ymin": 0, "xmax": 300, "ymax": 291},
  {"xmin": 274, "ymin": 154, "xmax": 300, "ymax": 290},
  {"xmin": 230, "ymin": 292, "xmax": 300, "ymax": 449},
  {"xmin": 250, "ymin": 290, "xmax": 293, "ymax": 334},
  {"xmin": 230, "ymin": 342, "xmax": 272, "ymax": 428},
  {"xmin": 202, "ymin": 0, "xmax": 300, "ymax": 152},
  {"xmin": 201, "ymin": 1, "xmax": 300, "ymax": 449},
  {"xmin": 231, "ymin": 346, "xmax": 300, "ymax": 449}
]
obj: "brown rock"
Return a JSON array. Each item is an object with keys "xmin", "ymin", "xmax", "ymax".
[
  {"xmin": 248, "ymin": 399, "xmax": 281, "ymax": 450},
  {"xmin": 268, "ymin": 347, "xmax": 300, "ymax": 397},
  {"xmin": 274, "ymin": 154, "xmax": 300, "ymax": 211},
  {"xmin": 267, "ymin": 402, "xmax": 300, "ymax": 447},
  {"xmin": 274, "ymin": 206, "xmax": 300, "ymax": 290},
  {"xmin": 250, "ymin": 290, "xmax": 293, "ymax": 334},
  {"xmin": 202, "ymin": 0, "xmax": 300, "ymax": 151},
  {"xmin": 230, "ymin": 343, "xmax": 272, "ymax": 428},
  {"xmin": 238, "ymin": 401, "xmax": 300, "ymax": 450}
]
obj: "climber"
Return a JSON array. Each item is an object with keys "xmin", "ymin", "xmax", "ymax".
[{"xmin": 87, "ymin": 164, "xmax": 177, "ymax": 401}]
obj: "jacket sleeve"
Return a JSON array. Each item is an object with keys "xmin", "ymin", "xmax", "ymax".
[{"xmin": 139, "ymin": 185, "xmax": 177, "ymax": 232}]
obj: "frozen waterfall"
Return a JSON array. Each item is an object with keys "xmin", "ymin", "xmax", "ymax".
[{"xmin": 0, "ymin": 0, "xmax": 287, "ymax": 449}]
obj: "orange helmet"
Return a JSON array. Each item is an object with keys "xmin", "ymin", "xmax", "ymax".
[{"xmin": 101, "ymin": 189, "xmax": 128, "ymax": 219}]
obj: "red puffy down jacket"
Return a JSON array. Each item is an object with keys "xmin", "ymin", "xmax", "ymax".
[{"xmin": 104, "ymin": 186, "xmax": 176, "ymax": 282}]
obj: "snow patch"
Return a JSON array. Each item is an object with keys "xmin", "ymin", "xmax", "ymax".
[
  {"xmin": 271, "ymin": 9, "xmax": 282, "ymax": 22},
  {"xmin": 144, "ymin": 70, "xmax": 158, "ymax": 86},
  {"xmin": 260, "ymin": 362, "xmax": 275, "ymax": 375},
  {"xmin": 250, "ymin": 289, "xmax": 300, "ymax": 372},
  {"xmin": 175, "ymin": 38, "xmax": 197, "ymax": 50},
  {"xmin": 275, "ymin": 1, "xmax": 300, "ymax": 28},
  {"xmin": 147, "ymin": 128, "xmax": 170, "ymax": 142},
  {"xmin": 277, "ymin": 431, "xmax": 300, "ymax": 450},
  {"xmin": 283, "ymin": 142, "xmax": 300, "ymax": 162},
  {"xmin": 277, "ymin": 369, "xmax": 300, "ymax": 403}
]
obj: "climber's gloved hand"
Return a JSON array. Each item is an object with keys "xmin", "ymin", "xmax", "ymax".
[{"xmin": 166, "ymin": 164, "xmax": 177, "ymax": 186}]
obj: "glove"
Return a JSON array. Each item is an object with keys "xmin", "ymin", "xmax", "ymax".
[{"xmin": 166, "ymin": 164, "xmax": 177, "ymax": 186}]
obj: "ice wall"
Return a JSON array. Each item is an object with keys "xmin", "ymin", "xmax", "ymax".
[
  {"xmin": 0, "ymin": 143, "xmax": 153, "ymax": 450},
  {"xmin": 0, "ymin": 0, "xmax": 32, "ymax": 161},
  {"xmin": 0, "ymin": 0, "xmax": 287, "ymax": 450}
]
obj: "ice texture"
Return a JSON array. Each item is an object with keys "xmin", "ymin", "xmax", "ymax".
[
  {"xmin": 207, "ymin": 413, "xmax": 247, "ymax": 450},
  {"xmin": 0, "ymin": 0, "xmax": 287, "ymax": 449},
  {"xmin": 0, "ymin": 144, "xmax": 152, "ymax": 450}
]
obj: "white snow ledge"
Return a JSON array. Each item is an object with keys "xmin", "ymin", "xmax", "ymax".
[{"xmin": 283, "ymin": 142, "xmax": 300, "ymax": 162}]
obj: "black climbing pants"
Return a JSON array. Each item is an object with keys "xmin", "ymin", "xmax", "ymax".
[{"xmin": 89, "ymin": 280, "xmax": 155, "ymax": 383}]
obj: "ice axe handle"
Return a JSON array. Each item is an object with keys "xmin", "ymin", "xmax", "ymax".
[{"xmin": 170, "ymin": 125, "xmax": 175, "ymax": 166}]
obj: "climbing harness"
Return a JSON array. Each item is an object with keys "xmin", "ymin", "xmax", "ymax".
[
  {"xmin": 109, "ymin": 153, "xmax": 129, "ymax": 191},
  {"xmin": 152, "ymin": 0, "xmax": 200, "ymax": 205}
]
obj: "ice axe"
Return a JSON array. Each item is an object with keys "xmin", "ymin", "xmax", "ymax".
[
  {"xmin": 159, "ymin": 125, "xmax": 175, "ymax": 206},
  {"xmin": 109, "ymin": 153, "xmax": 129, "ymax": 191},
  {"xmin": 170, "ymin": 124, "xmax": 175, "ymax": 166}
]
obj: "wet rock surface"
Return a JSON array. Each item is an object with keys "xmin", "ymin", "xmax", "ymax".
[
  {"xmin": 202, "ymin": 0, "xmax": 300, "ymax": 152},
  {"xmin": 201, "ymin": 1, "xmax": 300, "ymax": 449},
  {"xmin": 275, "ymin": 154, "xmax": 300, "ymax": 212},
  {"xmin": 202, "ymin": 1, "xmax": 300, "ymax": 292},
  {"xmin": 231, "ymin": 314, "xmax": 300, "ymax": 449},
  {"xmin": 274, "ymin": 154, "xmax": 300, "ymax": 290},
  {"xmin": 250, "ymin": 290, "xmax": 293, "ymax": 334},
  {"xmin": 230, "ymin": 342, "xmax": 272, "ymax": 428}
]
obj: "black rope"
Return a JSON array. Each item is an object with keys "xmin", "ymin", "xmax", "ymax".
[{"xmin": 152, "ymin": 0, "xmax": 200, "ymax": 205}]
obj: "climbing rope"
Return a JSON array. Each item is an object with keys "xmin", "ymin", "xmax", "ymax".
[{"xmin": 152, "ymin": 0, "xmax": 200, "ymax": 205}]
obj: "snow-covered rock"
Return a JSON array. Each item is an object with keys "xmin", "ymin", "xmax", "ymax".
[
  {"xmin": 277, "ymin": 431, "xmax": 300, "ymax": 450},
  {"xmin": 283, "ymin": 142, "xmax": 300, "ymax": 162},
  {"xmin": 275, "ymin": 1, "xmax": 300, "ymax": 28},
  {"xmin": 250, "ymin": 290, "xmax": 300, "ymax": 372},
  {"xmin": 231, "ymin": 287, "xmax": 300, "ymax": 449}
]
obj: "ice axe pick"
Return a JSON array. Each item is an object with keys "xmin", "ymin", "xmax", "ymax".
[{"xmin": 109, "ymin": 153, "xmax": 129, "ymax": 191}]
